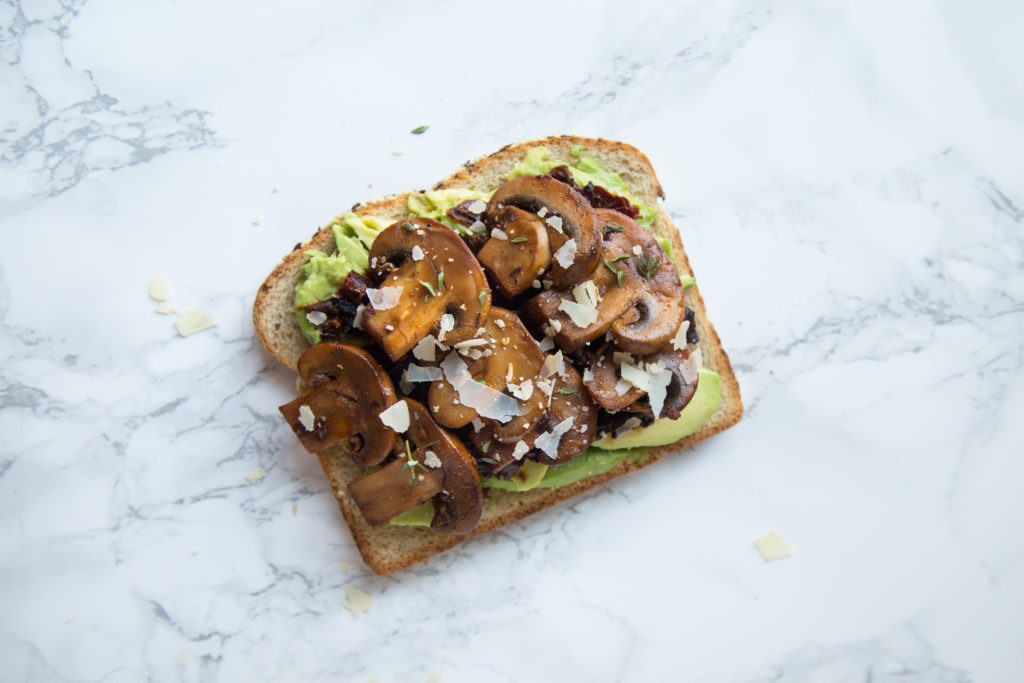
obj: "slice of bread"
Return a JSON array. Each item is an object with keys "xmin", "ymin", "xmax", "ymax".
[{"xmin": 253, "ymin": 136, "xmax": 743, "ymax": 575}]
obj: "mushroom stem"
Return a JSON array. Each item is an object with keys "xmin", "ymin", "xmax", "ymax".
[{"xmin": 347, "ymin": 456, "xmax": 443, "ymax": 526}]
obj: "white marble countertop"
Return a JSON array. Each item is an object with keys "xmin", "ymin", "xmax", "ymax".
[{"xmin": 2, "ymin": 0, "xmax": 1022, "ymax": 681}]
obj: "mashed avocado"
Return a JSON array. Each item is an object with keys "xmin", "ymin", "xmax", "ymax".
[
  {"xmin": 507, "ymin": 146, "xmax": 658, "ymax": 227},
  {"xmin": 407, "ymin": 188, "xmax": 490, "ymax": 232}
]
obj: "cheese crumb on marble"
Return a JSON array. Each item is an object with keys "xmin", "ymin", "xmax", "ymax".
[
  {"xmin": 344, "ymin": 585, "xmax": 374, "ymax": 615},
  {"xmin": 340, "ymin": 561, "xmax": 355, "ymax": 571},
  {"xmin": 154, "ymin": 303, "xmax": 179, "ymax": 315},
  {"xmin": 175, "ymin": 308, "xmax": 217, "ymax": 337},
  {"xmin": 755, "ymin": 529, "xmax": 793, "ymax": 561},
  {"xmin": 148, "ymin": 277, "xmax": 172, "ymax": 302},
  {"xmin": 244, "ymin": 467, "xmax": 265, "ymax": 483}
]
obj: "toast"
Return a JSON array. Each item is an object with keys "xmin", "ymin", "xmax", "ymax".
[{"xmin": 254, "ymin": 136, "xmax": 742, "ymax": 574}]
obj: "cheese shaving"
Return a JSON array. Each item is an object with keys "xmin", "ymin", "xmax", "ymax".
[
  {"xmin": 404, "ymin": 365, "xmax": 443, "ymax": 383},
  {"xmin": 538, "ymin": 336, "xmax": 555, "ymax": 352},
  {"xmin": 680, "ymin": 347, "xmax": 702, "ymax": 385},
  {"xmin": 537, "ymin": 207, "xmax": 548, "ymax": 218},
  {"xmin": 558, "ymin": 299, "xmax": 598, "ymax": 327},
  {"xmin": 366, "ymin": 286, "xmax": 401, "ymax": 311},
  {"xmin": 469, "ymin": 219, "xmax": 486, "ymax": 233},
  {"xmin": 412, "ymin": 335, "xmax": 437, "ymax": 362},
  {"xmin": 175, "ymin": 307, "xmax": 217, "ymax": 336},
  {"xmin": 468, "ymin": 199, "xmax": 488, "ymax": 214},
  {"xmin": 352, "ymin": 304, "xmax": 366, "ymax": 330},
  {"xmin": 632, "ymin": 244, "xmax": 643, "ymax": 256},
  {"xmin": 614, "ymin": 378, "xmax": 632, "ymax": 396},
  {"xmin": 507, "ymin": 379, "xmax": 534, "ymax": 401},
  {"xmin": 148, "ymin": 277, "xmax": 172, "ymax": 302},
  {"xmin": 298, "ymin": 405, "xmax": 316, "ymax": 431},
  {"xmin": 534, "ymin": 417, "xmax": 574, "ymax": 458},
  {"xmin": 512, "ymin": 441, "xmax": 530, "ymax": 461},
  {"xmin": 378, "ymin": 400, "xmax": 410, "ymax": 432},
  {"xmin": 546, "ymin": 215, "xmax": 564, "ymax": 233},
  {"xmin": 491, "ymin": 229, "xmax": 508, "ymax": 240},
  {"xmin": 344, "ymin": 586, "xmax": 374, "ymax": 615},
  {"xmin": 438, "ymin": 313, "xmax": 455, "ymax": 341},
  {"xmin": 553, "ymin": 238, "xmax": 577, "ymax": 268},
  {"xmin": 440, "ymin": 352, "xmax": 521, "ymax": 422},
  {"xmin": 671, "ymin": 320, "xmax": 691, "ymax": 351},
  {"xmin": 755, "ymin": 529, "xmax": 793, "ymax": 561},
  {"xmin": 305, "ymin": 310, "xmax": 327, "ymax": 326},
  {"xmin": 411, "ymin": 245, "xmax": 425, "ymax": 261},
  {"xmin": 423, "ymin": 450, "xmax": 442, "ymax": 469},
  {"xmin": 582, "ymin": 368, "xmax": 594, "ymax": 382},
  {"xmin": 572, "ymin": 280, "xmax": 601, "ymax": 308},
  {"xmin": 620, "ymin": 362, "xmax": 651, "ymax": 392},
  {"xmin": 614, "ymin": 417, "xmax": 643, "ymax": 439},
  {"xmin": 646, "ymin": 363, "xmax": 672, "ymax": 418},
  {"xmin": 540, "ymin": 351, "xmax": 565, "ymax": 379}
]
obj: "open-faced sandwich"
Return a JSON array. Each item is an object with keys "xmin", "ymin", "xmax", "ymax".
[{"xmin": 254, "ymin": 136, "xmax": 742, "ymax": 574}]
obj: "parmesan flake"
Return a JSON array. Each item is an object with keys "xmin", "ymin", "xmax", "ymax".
[{"xmin": 378, "ymin": 400, "xmax": 410, "ymax": 432}]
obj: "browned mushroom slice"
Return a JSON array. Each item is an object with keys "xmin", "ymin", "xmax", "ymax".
[
  {"xmin": 484, "ymin": 175, "xmax": 601, "ymax": 286},
  {"xmin": 347, "ymin": 399, "xmax": 483, "ymax": 535},
  {"xmin": 523, "ymin": 209, "xmax": 685, "ymax": 355},
  {"xmin": 533, "ymin": 364, "xmax": 596, "ymax": 466},
  {"xmin": 363, "ymin": 218, "xmax": 491, "ymax": 361},
  {"xmin": 641, "ymin": 344, "xmax": 701, "ymax": 420},
  {"xmin": 585, "ymin": 343, "xmax": 646, "ymax": 411},
  {"xmin": 279, "ymin": 342, "xmax": 397, "ymax": 466},
  {"xmin": 428, "ymin": 308, "xmax": 546, "ymax": 441},
  {"xmin": 467, "ymin": 424, "xmax": 537, "ymax": 475},
  {"xmin": 476, "ymin": 206, "xmax": 552, "ymax": 297}
]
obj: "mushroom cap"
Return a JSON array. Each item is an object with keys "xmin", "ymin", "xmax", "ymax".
[
  {"xmin": 428, "ymin": 307, "xmax": 546, "ymax": 439},
  {"xmin": 476, "ymin": 206, "xmax": 553, "ymax": 298},
  {"xmin": 363, "ymin": 218, "xmax": 491, "ymax": 360},
  {"xmin": 523, "ymin": 209, "xmax": 685, "ymax": 355},
  {"xmin": 485, "ymin": 175, "xmax": 601, "ymax": 286},
  {"xmin": 279, "ymin": 342, "xmax": 397, "ymax": 466},
  {"xmin": 404, "ymin": 400, "xmax": 483, "ymax": 535}
]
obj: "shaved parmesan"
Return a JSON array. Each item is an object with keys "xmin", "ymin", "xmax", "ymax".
[
  {"xmin": 468, "ymin": 219, "xmax": 486, "ymax": 233},
  {"xmin": 512, "ymin": 441, "xmax": 530, "ymax": 461},
  {"xmin": 175, "ymin": 308, "xmax": 217, "ymax": 336},
  {"xmin": 620, "ymin": 362, "xmax": 651, "ymax": 392},
  {"xmin": 671, "ymin": 320, "xmax": 691, "ymax": 351},
  {"xmin": 148, "ymin": 277, "xmax": 172, "ymax": 302},
  {"xmin": 440, "ymin": 352, "xmax": 521, "ymax": 422},
  {"xmin": 423, "ymin": 450, "xmax": 442, "ymax": 469},
  {"xmin": 411, "ymin": 245, "xmax": 425, "ymax": 261},
  {"xmin": 572, "ymin": 280, "xmax": 601, "ymax": 308},
  {"xmin": 154, "ymin": 303, "xmax": 178, "ymax": 315},
  {"xmin": 352, "ymin": 304, "xmax": 366, "ymax": 330},
  {"xmin": 507, "ymin": 379, "xmax": 534, "ymax": 401},
  {"xmin": 681, "ymin": 347, "xmax": 702, "ymax": 385},
  {"xmin": 535, "ymin": 417, "xmax": 574, "ymax": 458},
  {"xmin": 344, "ymin": 586, "xmax": 373, "ymax": 615},
  {"xmin": 494, "ymin": 318, "xmax": 506, "ymax": 329},
  {"xmin": 378, "ymin": 400, "xmax": 410, "ymax": 433},
  {"xmin": 404, "ymin": 365, "xmax": 443, "ymax": 383},
  {"xmin": 646, "ymin": 363, "xmax": 672, "ymax": 418},
  {"xmin": 538, "ymin": 336, "xmax": 555, "ymax": 352},
  {"xmin": 553, "ymin": 238, "xmax": 577, "ymax": 268},
  {"xmin": 632, "ymin": 244, "xmax": 643, "ymax": 256},
  {"xmin": 468, "ymin": 199, "xmax": 488, "ymax": 214},
  {"xmin": 582, "ymin": 368, "xmax": 594, "ymax": 382},
  {"xmin": 491, "ymin": 229, "xmax": 508, "ymax": 240},
  {"xmin": 536, "ymin": 378, "xmax": 554, "ymax": 397},
  {"xmin": 506, "ymin": 363, "xmax": 514, "ymax": 383},
  {"xmin": 613, "ymin": 351, "xmax": 635, "ymax": 367},
  {"xmin": 412, "ymin": 335, "xmax": 437, "ymax": 362},
  {"xmin": 298, "ymin": 405, "xmax": 316, "ymax": 431},
  {"xmin": 546, "ymin": 215, "xmax": 564, "ymax": 233},
  {"xmin": 540, "ymin": 351, "xmax": 565, "ymax": 379},
  {"xmin": 438, "ymin": 313, "xmax": 455, "ymax": 341},
  {"xmin": 367, "ymin": 286, "xmax": 401, "ymax": 311},
  {"xmin": 537, "ymin": 207, "xmax": 549, "ymax": 218},
  {"xmin": 558, "ymin": 299, "xmax": 598, "ymax": 327},
  {"xmin": 549, "ymin": 319, "xmax": 562, "ymax": 333},
  {"xmin": 471, "ymin": 417, "xmax": 485, "ymax": 433},
  {"xmin": 454, "ymin": 338, "xmax": 488, "ymax": 350},
  {"xmin": 306, "ymin": 310, "xmax": 327, "ymax": 326},
  {"xmin": 614, "ymin": 378, "xmax": 633, "ymax": 396},
  {"xmin": 755, "ymin": 529, "xmax": 793, "ymax": 561}
]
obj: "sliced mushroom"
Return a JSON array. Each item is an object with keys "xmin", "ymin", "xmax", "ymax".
[
  {"xmin": 467, "ymin": 423, "xmax": 537, "ymax": 476},
  {"xmin": 347, "ymin": 399, "xmax": 483, "ymax": 534},
  {"xmin": 585, "ymin": 344, "xmax": 646, "ymax": 411},
  {"xmin": 484, "ymin": 175, "xmax": 601, "ymax": 286},
  {"xmin": 428, "ymin": 307, "xmax": 546, "ymax": 442},
  {"xmin": 363, "ymin": 218, "xmax": 491, "ymax": 361},
  {"xmin": 523, "ymin": 209, "xmax": 685, "ymax": 355},
  {"xmin": 279, "ymin": 342, "xmax": 397, "ymax": 466},
  {"xmin": 533, "ymin": 363, "xmax": 596, "ymax": 466},
  {"xmin": 476, "ymin": 206, "xmax": 552, "ymax": 297},
  {"xmin": 584, "ymin": 343, "xmax": 700, "ymax": 419}
]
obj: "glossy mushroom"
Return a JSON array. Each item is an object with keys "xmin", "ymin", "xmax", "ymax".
[
  {"xmin": 279, "ymin": 342, "xmax": 397, "ymax": 466},
  {"xmin": 484, "ymin": 175, "xmax": 601, "ymax": 286},
  {"xmin": 523, "ymin": 209, "xmax": 685, "ymax": 355},
  {"xmin": 533, "ymin": 363, "xmax": 597, "ymax": 466},
  {"xmin": 476, "ymin": 206, "xmax": 552, "ymax": 297},
  {"xmin": 584, "ymin": 344, "xmax": 700, "ymax": 419},
  {"xmin": 428, "ymin": 307, "xmax": 546, "ymax": 442},
  {"xmin": 362, "ymin": 218, "xmax": 491, "ymax": 361},
  {"xmin": 347, "ymin": 399, "xmax": 483, "ymax": 534}
]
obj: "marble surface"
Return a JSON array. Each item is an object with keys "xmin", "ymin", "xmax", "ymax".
[{"xmin": 2, "ymin": 0, "xmax": 1022, "ymax": 680}]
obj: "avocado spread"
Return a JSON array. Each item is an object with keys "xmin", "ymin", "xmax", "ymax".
[{"xmin": 291, "ymin": 149, "xmax": 721, "ymax": 519}]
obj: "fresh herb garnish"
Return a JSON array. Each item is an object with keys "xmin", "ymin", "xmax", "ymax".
[
  {"xmin": 611, "ymin": 254, "xmax": 630, "ymax": 262},
  {"xmin": 606, "ymin": 224, "xmax": 623, "ymax": 232},
  {"xmin": 481, "ymin": 441, "xmax": 491, "ymax": 453},
  {"xmin": 635, "ymin": 254, "xmax": 663, "ymax": 280},
  {"xmin": 437, "ymin": 269, "xmax": 445, "ymax": 293},
  {"xmin": 511, "ymin": 237, "xmax": 528, "ymax": 243},
  {"xmin": 603, "ymin": 259, "xmax": 624, "ymax": 287},
  {"xmin": 418, "ymin": 279, "xmax": 437, "ymax": 302},
  {"xmin": 399, "ymin": 440, "xmax": 427, "ymax": 483},
  {"xmin": 479, "ymin": 457, "xmax": 498, "ymax": 465},
  {"xmin": 558, "ymin": 387, "xmax": 577, "ymax": 395},
  {"xmin": 402, "ymin": 221, "xmax": 415, "ymax": 231},
  {"xmin": 479, "ymin": 291, "xmax": 486, "ymax": 306},
  {"xmin": 411, "ymin": 125, "xmax": 429, "ymax": 134}
]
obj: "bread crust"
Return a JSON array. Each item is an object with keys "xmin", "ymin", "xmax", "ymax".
[{"xmin": 253, "ymin": 136, "xmax": 742, "ymax": 574}]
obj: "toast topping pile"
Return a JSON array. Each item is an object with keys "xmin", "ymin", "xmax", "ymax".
[{"xmin": 279, "ymin": 167, "xmax": 703, "ymax": 534}]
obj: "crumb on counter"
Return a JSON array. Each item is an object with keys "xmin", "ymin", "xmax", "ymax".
[{"xmin": 755, "ymin": 528, "xmax": 793, "ymax": 561}]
